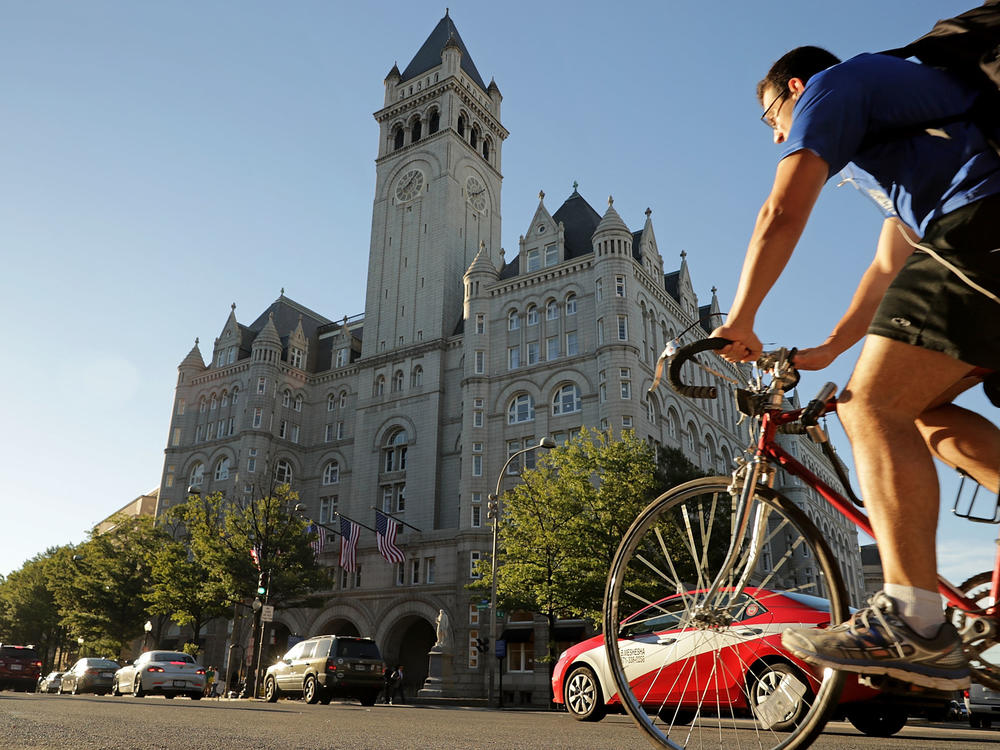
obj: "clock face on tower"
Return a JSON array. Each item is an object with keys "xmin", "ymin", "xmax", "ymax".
[
  {"xmin": 395, "ymin": 169, "xmax": 424, "ymax": 201},
  {"xmin": 466, "ymin": 176, "xmax": 487, "ymax": 212}
]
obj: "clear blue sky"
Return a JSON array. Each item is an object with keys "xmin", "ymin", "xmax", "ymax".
[{"xmin": 1, "ymin": 0, "xmax": 992, "ymax": 586}]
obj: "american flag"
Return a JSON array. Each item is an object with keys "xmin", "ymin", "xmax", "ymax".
[
  {"xmin": 308, "ymin": 524, "xmax": 326, "ymax": 558},
  {"xmin": 339, "ymin": 517, "xmax": 360, "ymax": 572},
  {"xmin": 249, "ymin": 545, "xmax": 261, "ymax": 570},
  {"xmin": 375, "ymin": 510, "xmax": 404, "ymax": 564}
]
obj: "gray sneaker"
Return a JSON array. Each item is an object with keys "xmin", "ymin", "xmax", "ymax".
[{"xmin": 781, "ymin": 591, "xmax": 971, "ymax": 691}]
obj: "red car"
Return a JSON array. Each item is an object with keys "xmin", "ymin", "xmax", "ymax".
[
  {"xmin": 0, "ymin": 644, "xmax": 42, "ymax": 692},
  {"xmin": 552, "ymin": 588, "xmax": 939, "ymax": 737}
]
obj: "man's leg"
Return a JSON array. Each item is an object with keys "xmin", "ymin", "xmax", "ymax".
[
  {"xmin": 836, "ymin": 336, "xmax": 980, "ymax": 591},
  {"xmin": 782, "ymin": 335, "xmax": 975, "ymax": 690},
  {"xmin": 917, "ymin": 399, "xmax": 1000, "ymax": 495}
]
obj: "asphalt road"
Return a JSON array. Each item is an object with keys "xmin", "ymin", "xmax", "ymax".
[{"xmin": 0, "ymin": 692, "xmax": 997, "ymax": 750}]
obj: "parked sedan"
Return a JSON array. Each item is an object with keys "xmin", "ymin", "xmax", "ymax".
[
  {"xmin": 36, "ymin": 671, "xmax": 63, "ymax": 693},
  {"xmin": 113, "ymin": 651, "xmax": 205, "ymax": 699},
  {"xmin": 60, "ymin": 658, "xmax": 120, "ymax": 695},
  {"xmin": 552, "ymin": 588, "xmax": 931, "ymax": 737}
]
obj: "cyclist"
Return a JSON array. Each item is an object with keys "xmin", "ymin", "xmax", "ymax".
[{"xmin": 711, "ymin": 45, "xmax": 999, "ymax": 691}]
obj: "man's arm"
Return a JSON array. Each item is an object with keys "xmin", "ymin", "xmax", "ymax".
[
  {"xmin": 711, "ymin": 150, "xmax": 829, "ymax": 360},
  {"xmin": 794, "ymin": 217, "xmax": 916, "ymax": 370}
]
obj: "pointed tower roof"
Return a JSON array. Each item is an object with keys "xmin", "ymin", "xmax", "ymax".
[
  {"xmin": 179, "ymin": 338, "xmax": 205, "ymax": 370},
  {"xmin": 552, "ymin": 184, "xmax": 602, "ymax": 260},
  {"xmin": 594, "ymin": 196, "xmax": 630, "ymax": 235},
  {"xmin": 253, "ymin": 313, "xmax": 282, "ymax": 348},
  {"xmin": 465, "ymin": 241, "xmax": 498, "ymax": 279},
  {"xmin": 401, "ymin": 12, "xmax": 487, "ymax": 90}
]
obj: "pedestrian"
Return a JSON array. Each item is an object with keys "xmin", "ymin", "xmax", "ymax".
[
  {"xmin": 713, "ymin": 41, "xmax": 999, "ymax": 692},
  {"xmin": 381, "ymin": 663, "xmax": 393, "ymax": 704},
  {"xmin": 391, "ymin": 665, "xmax": 405, "ymax": 704},
  {"xmin": 204, "ymin": 665, "xmax": 216, "ymax": 697}
]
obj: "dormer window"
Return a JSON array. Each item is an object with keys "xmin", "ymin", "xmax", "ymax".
[
  {"xmin": 525, "ymin": 248, "xmax": 540, "ymax": 272},
  {"xmin": 544, "ymin": 243, "xmax": 559, "ymax": 267}
]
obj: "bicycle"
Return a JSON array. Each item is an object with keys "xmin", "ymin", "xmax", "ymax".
[{"xmin": 602, "ymin": 337, "xmax": 999, "ymax": 750}]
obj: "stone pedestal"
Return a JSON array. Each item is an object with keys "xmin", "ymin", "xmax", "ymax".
[{"xmin": 418, "ymin": 648, "xmax": 453, "ymax": 697}]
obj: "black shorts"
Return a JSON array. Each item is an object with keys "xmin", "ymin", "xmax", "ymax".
[{"xmin": 868, "ymin": 194, "xmax": 1000, "ymax": 384}]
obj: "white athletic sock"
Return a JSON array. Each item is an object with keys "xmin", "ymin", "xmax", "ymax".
[{"xmin": 883, "ymin": 584, "xmax": 945, "ymax": 639}]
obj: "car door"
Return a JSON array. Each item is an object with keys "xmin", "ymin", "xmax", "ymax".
[
  {"xmin": 275, "ymin": 642, "xmax": 304, "ymax": 691},
  {"xmin": 291, "ymin": 640, "xmax": 318, "ymax": 688}
]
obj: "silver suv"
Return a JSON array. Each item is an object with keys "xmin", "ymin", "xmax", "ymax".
[{"xmin": 263, "ymin": 635, "xmax": 382, "ymax": 705}]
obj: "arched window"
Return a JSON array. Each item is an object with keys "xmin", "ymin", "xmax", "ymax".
[
  {"xmin": 189, "ymin": 462, "xmax": 205, "ymax": 487},
  {"xmin": 508, "ymin": 309, "xmax": 520, "ymax": 331},
  {"xmin": 282, "ymin": 390, "xmax": 291, "ymax": 408},
  {"xmin": 411, "ymin": 117, "xmax": 422, "ymax": 142},
  {"xmin": 526, "ymin": 304, "xmax": 538, "ymax": 326},
  {"xmin": 383, "ymin": 429, "xmax": 408, "ymax": 473},
  {"xmin": 428, "ymin": 110, "xmax": 440, "ymax": 134},
  {"xmin": 214, "ymin": 457, "xmax": 230, "ymax": 481},
  {"xmin": 411, "ymin": 366, "xmax": 423, "ymax": 387},
  {"xmin": 546, "ymin": 300, "xmax": 559, "ymax": 320},
  {"xmin": 231, "ymin": 386, "xmax": 239, "ymax": 404},
  {"xmin": 210, "ymin": 394, "xmax": 218, "ymax": 410},
  {"xmin": 322, "ymin": 461, "xmax": 340, "ymax": 485},
  {"xmin": 327, "ymin": 393, "xmax": 336, "ymax": 411},
  {"xmin": 221, "ymin": 390, "xmax": 229, "ymax": 407},
  {"xmin": 703, "ymin": 435, "xmax": 716, "ymax": 469},
  {"xmin": 482, "ymin": 137, "xmax": 490, "ymax": 160},
  {"xmin": 565, "ymin": 292, "xmax": 577, "ymax": 315},
  {"xmin": 392, "ymin": 370, "xmax": 404, "ymax": 392},
  {"xmin": 339, "ymin": 390, "xmax": 348, "ymax": 408},
  {"xmin": 666, "ymin": 408, "xmax": 679, "ymax": 439},
  {"xmin": 375, "ymin": 375, "xmax": 385, "ymax": 396},
  {"xmin": 393, "ymin": 126, "xmax": 404, "ymax": 150},
  {"xmin": 199, "ymin": 397, "xmax": 206, "ymax": 413},
  {"xmin": 457, "ymin": 114, "xmax": 466, "ymax": 137},
  {"xmin": 470, "ymin": 126, "xmax": 479, "ymax": 149},
  {"xmin": 552, "ymin": 384, "xmax": 582, "ymax": 415},
  {"xmin": 274, "ymin": 459, "xmax": 292, "ymax": 485},
  {"xmin": 646, "ymin": 393, "xmax": 658, "ymax": 424},
  {"xmin": 294, "ymin": 394, "xmax": 303, "ymax": 412},
  {"xmin": 508, "ymin": 393, "xmax": 535, "ymax": 424},
  {"xmin": 686, "ymin": 423, "xmax": 697, "ymax": 452}
]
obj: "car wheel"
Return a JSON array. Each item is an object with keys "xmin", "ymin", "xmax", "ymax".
[
  {"xmin": 657, "ymin": 707, "xmax": 696, "ymax": 726},
  {"xmin": 303, "ymin": 675, "xmax": 320, "ymax": 705},
  {"xmin": 846, "ymin": 705, "xmax": 908, "ymax": 737},
  {"xmin": 319, "ymin": 695, "xmax": 332, "ymax": 705},
  {"xmin": 71, "ymin": 682, "xmax": 80, "ymax": 696},
  {"xmin": 189, "ymin": 693, "xmax": 202, "ymax": 700},
  {"xmin": 133, "ymin": 676, "xmax": 145, "ymax": 698},
  {"xmin": 360, "ymin": 691, "xmax": 378, "ymax": 707},
  {"xmin": 164, "ymin": 693, "xmax": 175, "ymax": 699},
  {"xmin": 112, "ymin": 679, "xmax": 121, "ymax": 697},
  {"xmin": 748, "ymin": 661, "xmax": 809, "ymax": 731},
  {"xmin": 264, "ymin": 677, "xmax": 279, "ymax": 703},
  {"xmin": 564, "ymin": 664, "xmax": 606, "ymax": 722}
]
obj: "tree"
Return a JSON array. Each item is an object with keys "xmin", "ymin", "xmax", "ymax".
[
  {"xmin": 49, "ymin": 515, "xmax": 169, "ymax": 659},
  {"xmin": 475, "ymin": 430, "xmax": 708, "ymax": 673},
  {"xmin": 168, "ymin": 483, "xmax": 331, "ymax": 692},
  {"xmin": 0, "ymin": 547, "xmax": 70, "ymax": 670}
]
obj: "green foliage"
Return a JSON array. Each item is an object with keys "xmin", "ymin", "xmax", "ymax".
[
  {"xmin": 167, "ymin": 484, "xmax": 331, "ymax": 609},
  {"xmin": 478, "ymin": 432, "xmax": 708, "ymax": 629},
  {"xmin": 0, "ymin": 547, "xmax": 68, "ymax": 669},
  {"xmin": 49, "ymin": 515, "xmax": 170, "ymax": 659}
]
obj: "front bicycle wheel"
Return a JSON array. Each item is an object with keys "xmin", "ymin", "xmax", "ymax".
[{"xmin": 604, "ymin": 477, "xmax": 849, "ymax": 750}]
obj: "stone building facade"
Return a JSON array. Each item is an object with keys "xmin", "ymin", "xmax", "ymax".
[{"xmin": 155, "ymin": 11, "xmax": 865, "ymax": 704}]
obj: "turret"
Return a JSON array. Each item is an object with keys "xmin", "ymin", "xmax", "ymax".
[
  {"xmin": 383, "ymin": 62, "xmax": 401, "ymax": 107},
  {"xmin": 178, "ymin": 338, "xmax": 205, "ymax": 385}
]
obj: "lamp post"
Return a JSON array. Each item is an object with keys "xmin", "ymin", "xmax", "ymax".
[
  {"xmin": 143, "ymin": 620, "xmax": 152, "ymax": 653},
  {"xmin": 77, "ymin": 636, "xmax": 85, "ymax": 660},
  {"xmin": 487, "ymin": 436, "xmax": 555, "ymax": 708}
]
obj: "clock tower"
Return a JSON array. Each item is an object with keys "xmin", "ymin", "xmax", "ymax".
[{"xmin": 363, "ymin": 11, "xmax": 507, "ymax": 357}]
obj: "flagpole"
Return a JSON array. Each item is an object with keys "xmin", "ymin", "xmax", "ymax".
[
  {"xmin": 293, "ymin": 504, "xmax": 343, "ymax": 537},
  {"xmin": 371, "ymin": 507, "xmax": 422, "ymax": 532}
]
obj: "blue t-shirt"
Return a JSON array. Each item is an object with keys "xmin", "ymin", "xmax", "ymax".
[{"xmin": 781, "ymin": 53, "xmax": 1000, "ymax": 235}]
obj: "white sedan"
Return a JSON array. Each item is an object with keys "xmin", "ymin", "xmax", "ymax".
[{"xmin": 113, "ymin": 650, "xmax": 206, "ymax": 699}]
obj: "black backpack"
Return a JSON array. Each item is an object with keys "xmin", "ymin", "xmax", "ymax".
[{"xmin": 874, "ymin": 1, "xmax": 1000, "ymax": 153}]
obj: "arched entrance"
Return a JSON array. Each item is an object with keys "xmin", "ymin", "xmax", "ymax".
[
  {"xmin": 380, "ymin": 615, "xmax": 435, "ymax": 700},
  {"xmin": 316, "ymin": 617, "xmax": 360, "ymax": 637}
]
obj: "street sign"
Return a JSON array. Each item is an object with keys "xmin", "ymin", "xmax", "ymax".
[
  {"xmin": 495, "ymin": 639, "xmax": 507, "ymax": 660},
  {"xmin": 260, "ymin": 604, "xmax": 274, "ymax": 622}
]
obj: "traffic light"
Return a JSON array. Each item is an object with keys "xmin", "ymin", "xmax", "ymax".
[
  {"xmin": 475, "ymin": 637, "xmax": 489, "ymax": 653},
  {"xmin": 486, "ymin": 494, "xmax": 499, "ymax": 520},
  {"xmin": 256, "ymin": 572, "xmax": 267, "ymax": 596}
]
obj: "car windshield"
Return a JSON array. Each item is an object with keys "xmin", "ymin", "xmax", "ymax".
[
  {"xmin": 335, "ymin": 639, "xmax": 380, "ymax": 659},
  {"xmin": 149, "ymin": 652, "xmax": 194, "ymax": 663}
]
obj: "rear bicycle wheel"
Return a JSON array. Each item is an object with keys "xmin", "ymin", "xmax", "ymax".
[
  {"xmin": 946, "ymin": 571, "xmax": 1000, "ymax": 690},
  {"xmin": 604, "ymin": 477, "xmax": 848, "ymax": 750}
]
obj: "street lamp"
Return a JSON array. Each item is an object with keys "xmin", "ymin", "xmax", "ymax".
[
  {"xmin": 487, "ymin": 436, "xmax": 555, "ymax": 708},
  {"xmin": 77, "ymin": 636, "xmax": 85, "ymax": 660},
  {"xmin": 143, "ymin": 620, "xmax": 152, "ymax": 653}
]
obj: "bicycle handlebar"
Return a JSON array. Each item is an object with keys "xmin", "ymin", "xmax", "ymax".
[{"xmin": 665, "ymin": 337, "xmax": 731, "ymax": 399}]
